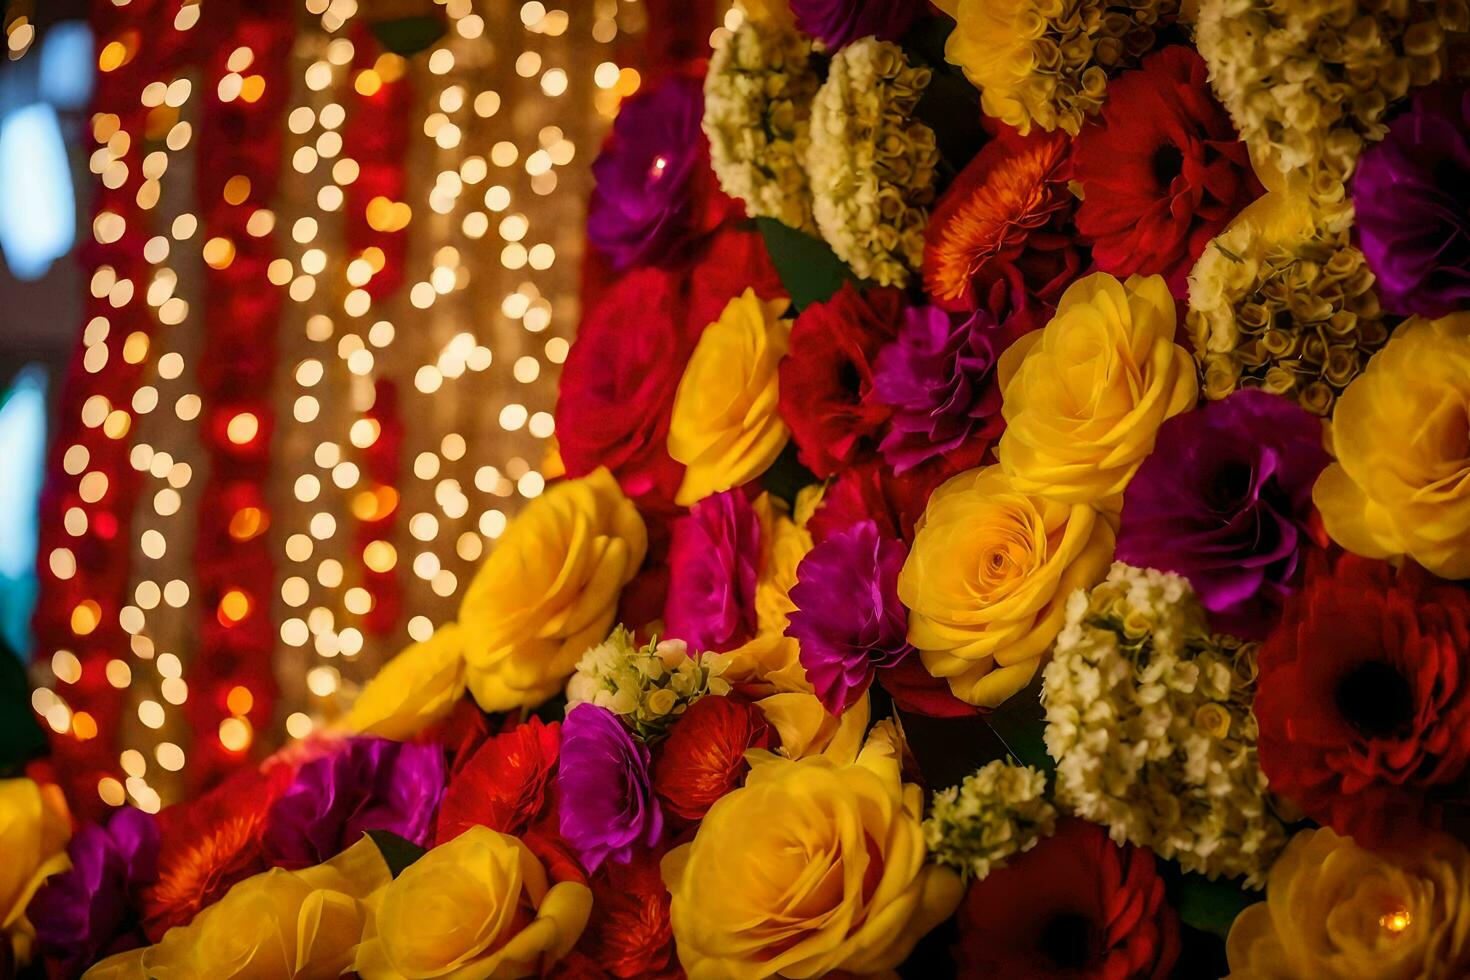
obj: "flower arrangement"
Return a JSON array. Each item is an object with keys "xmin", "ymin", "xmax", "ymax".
[{"xmin": 9, "ymin": 0, "xmax": 1470, "ymax": 976}]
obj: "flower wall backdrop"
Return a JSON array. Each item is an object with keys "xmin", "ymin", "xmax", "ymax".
[{"xmin": 5, "ymin": 0, "xmax": 1470, "ymax": 977}]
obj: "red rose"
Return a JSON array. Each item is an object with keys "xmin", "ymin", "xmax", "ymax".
[
  {"xmin": 953, "ymin": 819, "xmax": 1180, "ymax": 979},
  {"xmin": 878, "ymin": 654, "xmax": 982, "ymax": 719},
  {"xmin": 557, "ymin": 226, "xmax": 782, "ymax": 512},
  {"xmin": 651, "ymin": 694, "xmax": 773, "ymax": 822},
  {"xmin": 922, "ymin": 126, "xmax": 1079, "ymax": 313},
  {"xmin": 434, "ymin": 717, "xmax": 561, "ymax": 844},
  {"xmin": 575, "ymin": 843, "xmax": 681, "ymax": 980},
  {"xmin": 777, "ymin": 283, "xmax": 903, "ymax": 478},
  {"xmin": 1256, "ymin": 554, "xmax": 1470, "ymax": 847},
  {"xmin": 1072, "ymin": 46, "xmax": 1262, "ymax": 298},
  {"xmin": 140, "ymin": 762, "xmax": 293, "ymax": 940}
]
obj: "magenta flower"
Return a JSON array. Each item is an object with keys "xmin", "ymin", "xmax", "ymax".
[
  {"xmin": 1352, "ymin": 86, "xmax": 1470, "ymax": 318},
  {"xmin": 30, "ymin": 807, "xmax": 158, "ymax": 975},
  {"xmin": 872, "ymin": 304, "xmax": 1016, "ymax": 475},
  {"xmin": 262, "ymin": 737, "xmax": 446, "ymax": 869},
  {"xmin": 790, "ymin": 0, "xmax": 917, "ymax": 50},
  {"xmin": 557, "ymin": 703, "xmax": 664, "ymax": 871},
  {"xmin": 1116, "ymin": 390, "xmax": 1330, "ymax": 636},
  {"xmin": 587, "ymin": 74, "xmax": 719, "ymax": 270},
  {"xmin": 663, "ymin": 489, "xmax": 762, "ymax": 652},
  {"xmin": 787, "ymin": 520, "xmax": 914, "ymax": 713}
]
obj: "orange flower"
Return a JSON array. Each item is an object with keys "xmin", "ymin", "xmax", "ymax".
[{"xmin": 922, "ymin": 126, "xmax": 1077, "ymax": 312}]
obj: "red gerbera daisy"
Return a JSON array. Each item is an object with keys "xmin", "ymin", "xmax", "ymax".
[
  {"xmin": 575, "ymin": 843, "xmax": 681, "ymax": 980},
  {"xmin": 953, "ymin": 819, "xmax": 1180, "ymax": 979},
  {"xmin": 434, "ymin": 716, "xmax": 561, "ymax": 844},
  {"xmin": 1071, "ymin": 46, "xmax": 1262, "ymax": 297},
  {"xmin": 650, "ymin": 694, "xmax": 773, "ymax": 823},
  {"xmin": 922, "ymin": 126, "xmax": 1078, "ymax": 313},
  {"xmin": 1256, "ymin": 554, "xmax": 1470, "ymax": 847}
]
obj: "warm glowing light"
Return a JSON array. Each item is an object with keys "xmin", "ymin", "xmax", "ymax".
[
  {"xmin": 1380, "ymin": 909, "xmax": 1411, "ymax": 935},
  {"xmin": 228, "ymin": 506, "xmax": 268, "ymax": 541},
  {"xmin": 219, "ymin": 716, "xmax": 252, "ymax": 752},
  {"xmin": 71, "ymin": 600, "xmax": 101, "ymax": 636},
  {"xmin": 226, "ymin": 411, "xmax": 260, "ymax": 444},
  {"xmin": 226, "ymin": 685, "xmax": 254, "ymax": 716},
  {"xmin": 217, "ymin": 588, "xmax": 252, "ymax": 626}
]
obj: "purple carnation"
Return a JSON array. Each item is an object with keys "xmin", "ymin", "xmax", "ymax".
[
  {"xmin": 790, "ymin": 0, "xmax": 918, "ymax": 49},
  {"xmin": 664, "ymin": 489, "xmax": 761, "ymax": 652},
  {"xmin": 557, "ymin": 703, "xmax": 663, "ymax": 871},
  {"xmin": 1117, "ymin": 389, "xmax": 1330, "ymax": 637},
  {"xmin": 1352, "ymin": 86, "xmax": 1470, "ymax": 318},
  {"xmin": 787, "ymin": 519, "xmax": 914, "ymax": 714},
  {"xmin": 872, "ymin": 304, "xmax": 1011, "ymax": 474},
  {"xmin": 587, "ymin": 74, "xmax": 710, "ymax": 270},
  {"xmin": 262, "ymin": 737, "xmax": 445, "ymax": 869},
  {"xmin": 30, "ymin": 807, "xmax": 158, "ymax": 974}
]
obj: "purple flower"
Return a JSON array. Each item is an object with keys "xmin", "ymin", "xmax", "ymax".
[
  {"xmin": 787, "ymin": 519, "xmax": 914, "ymax": 713},
  {"xmin": 790, "ymin": 0, "xmax": 918, "ymax": 50},
  {"xmin": 557, "ymin": 703, "xmax": 663, "ymax": 871},
  {"xmin": 262, "ymin": 737, "xmax": 445, "ymax": 869},
  {"xmin": 872, "ymin": 304, "xmax": 1012, "ymax": 474},
  {"xmin": 664, "ymin": 489, "xmax": 762, "ymax": 652},
  {"xmin": 30, "ymin": 807, "xmax": 158, "ymax": 974},
  {"xmin": 587, "ymin": 75, "xmax": 711, "ymax": 270},
  {"xmin": 1352, "ymin": 86, "xmax": 1470, "ymax": 318},
  {"xmin": 1117, "ymin": 390, "xmax": 1330, "ymax": 637}
]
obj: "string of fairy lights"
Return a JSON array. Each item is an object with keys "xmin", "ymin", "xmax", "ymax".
[{"xmin": 27, "ymin": 0, "xmax": 647, "ymax": 813}]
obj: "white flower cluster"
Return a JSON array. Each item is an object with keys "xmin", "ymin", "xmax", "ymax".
[
  {"xmin": 703, "ymin": 17, "xmax": 820, "ymax": 233},
  {"xmin": 807, "ymin": 38, "xmax": 939, "ymax": 287},
  {"xmin": 1196, "ymin": 0, "xmax": 1462, "ymax": 230},
  {"xmin": 567, "ymin": 626, "xmax": 731, "ymax": 740},
  {"xmin": 923, "ymin": 761, "xmax": 1057, "ymax": 881},
  {"xmin": 1042, "ymin": 563, "xmax": 1288, "ymax": 887}
]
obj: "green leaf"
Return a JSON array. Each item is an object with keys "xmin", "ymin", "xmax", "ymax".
[
  {"xmin": 371, "ymin": 16, "xmax": 446, "ymax": 57},
  {"xmin": 754, "ymin": 217, "xmax": 860, "ymax": 312},
  {"xmin": 981, "ymin": 675, "xmax": 1054, "ymax": 776},
  {"xmin": 367, "ymin": 829, "xmax": 427, "ymax": 878},
  {"xmin": 1177, "ymin": 871, "xmax": 1256, "ymax": 939}
]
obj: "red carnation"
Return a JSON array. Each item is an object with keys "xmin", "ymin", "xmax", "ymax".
[
  {"xmin": 651, "ymin": 694, "xmax": 773, "ymax": 823},
  {"xmin": 777, "ymin": 283, "xmax": 903, "ymax": 478},
  {"xmin": 1256, "ymin": 554, "xmax": 1470, "ymax": 847},
  {"xmin": 434, "ymin": 716, "xmax": 561, "ymax": 845},
  {"xmin": 140, "ymin": 763, "xmax": 292, "ymax": 940},
  {"xmin": 1071, "ymin": 46, "xmax": 1262, "ymax": 297},
  {"xmin": 557, "ymin": 226, "xmax": 782, "ymax": 512},
  {"xmin": 954, "ymin": 819, "xmax": 1180, "ymax": 979},
  {"xmin": 805, "ymin": 460, "xmax": 937, "ymax": 546},
  {"xmin": 922, "ymin": 126, "xmax": 1079, "ymax": 313},
  {"xmin": 575, "ymin": 843, "xmax": 681, "ymax": 980}
]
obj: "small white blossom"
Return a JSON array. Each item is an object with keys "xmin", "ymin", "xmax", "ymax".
[
  {"xmin": 1042, "ymin": 563, "xmax": 1288, "ymax": 888},
  {"xmin": 924, "ymin": 761, "xmax": 1057, "ymax": 881},
  {"xmin": 567, "ymin": 626, "xmax": 730, "ymax": 740}
]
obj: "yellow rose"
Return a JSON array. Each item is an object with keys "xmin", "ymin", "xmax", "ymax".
[
  {"xmin": 1226, "ymin": 827, "xmax": 1470, "ymax": 979},
  {"xmin": 339, "ymin": 624, "xmax": 466, "ymax": 740},
  {"xmin": 663, "ymin": 731, "xmax": 963, "ymax": 978},
  {"xmin": 354, "ymin": 827, "xmax": 592, "ymax": 980},
  {"xmin": 936, "ymin": 0, "xmax": 1043, "ymax": 133},
  {"xmin": 459, "ymin": 468, "xmax": 646, "ymax": 712},
  {"xmin": 755, "ymin": 690, "xmax": 869, "ymax": 762},
  {"xmin": 997, "ymin": 272, "xmax": 1197, "ymax": 506},
  {"xmin": 86, "ymin": 836, "xmax": 390, "ymax": 980},
  {"xmin": 668, "ymin": 288, "xmax": 792, "ymax": 506},
  {"xmin": 1313, "ymin": 314, "xmax": 1470, "ymax": 579},
  {"xmin": 0, "ymin": 778, "xmax": 70, "ymax": 966},
  {"xmin": 899, "ymin": 465, "xmax": 1115, "ymax": 707}
]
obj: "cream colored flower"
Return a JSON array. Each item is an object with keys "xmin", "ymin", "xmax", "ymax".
[{"xmin": 924, "ymin": 761, "xmax": 1057, "ymax": 881}]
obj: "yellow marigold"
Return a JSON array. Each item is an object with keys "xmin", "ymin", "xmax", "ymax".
[
  {"xmin": 459, "ymin": 468, "xmax": 646, "ymax": 712},
  {"xmin": 997, "ymin": 272, "xmax": 1197, "ymax": 506},
  {"xmin": 355, "ymin": 827, "xmax": 591, "ymax": 980},
  {"xmin": 0, "ymin": 779, "xmax": 70, "ymax": 967},
  {"xmin": 662, "ymin": 727, "xmax": 963, "ymax": 977},
  {"xmin": 1313, "ymin": 313, "xmax": 1470, "ymax": 579},
  {"xmin": 898, "ymin": 465, "xmax": 1116, "ymax": 707},
  {"xmin": 338, "ymin": 624, "xmax": 465, "ymax": 740},
  {"xmin": 937, "ymin": 0, "xmax": 1177, "ymax": 135},
  {"xmin": 87, "ymin": 837, "xmax": 389, "ymax": 980},
  {"xmin": 668, "ymin": 288, "xmax": 792, "ymax": 506},
  {"xmin": 1226, "ymin": 827, "xmax": 1470, "ymax": 979}
]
